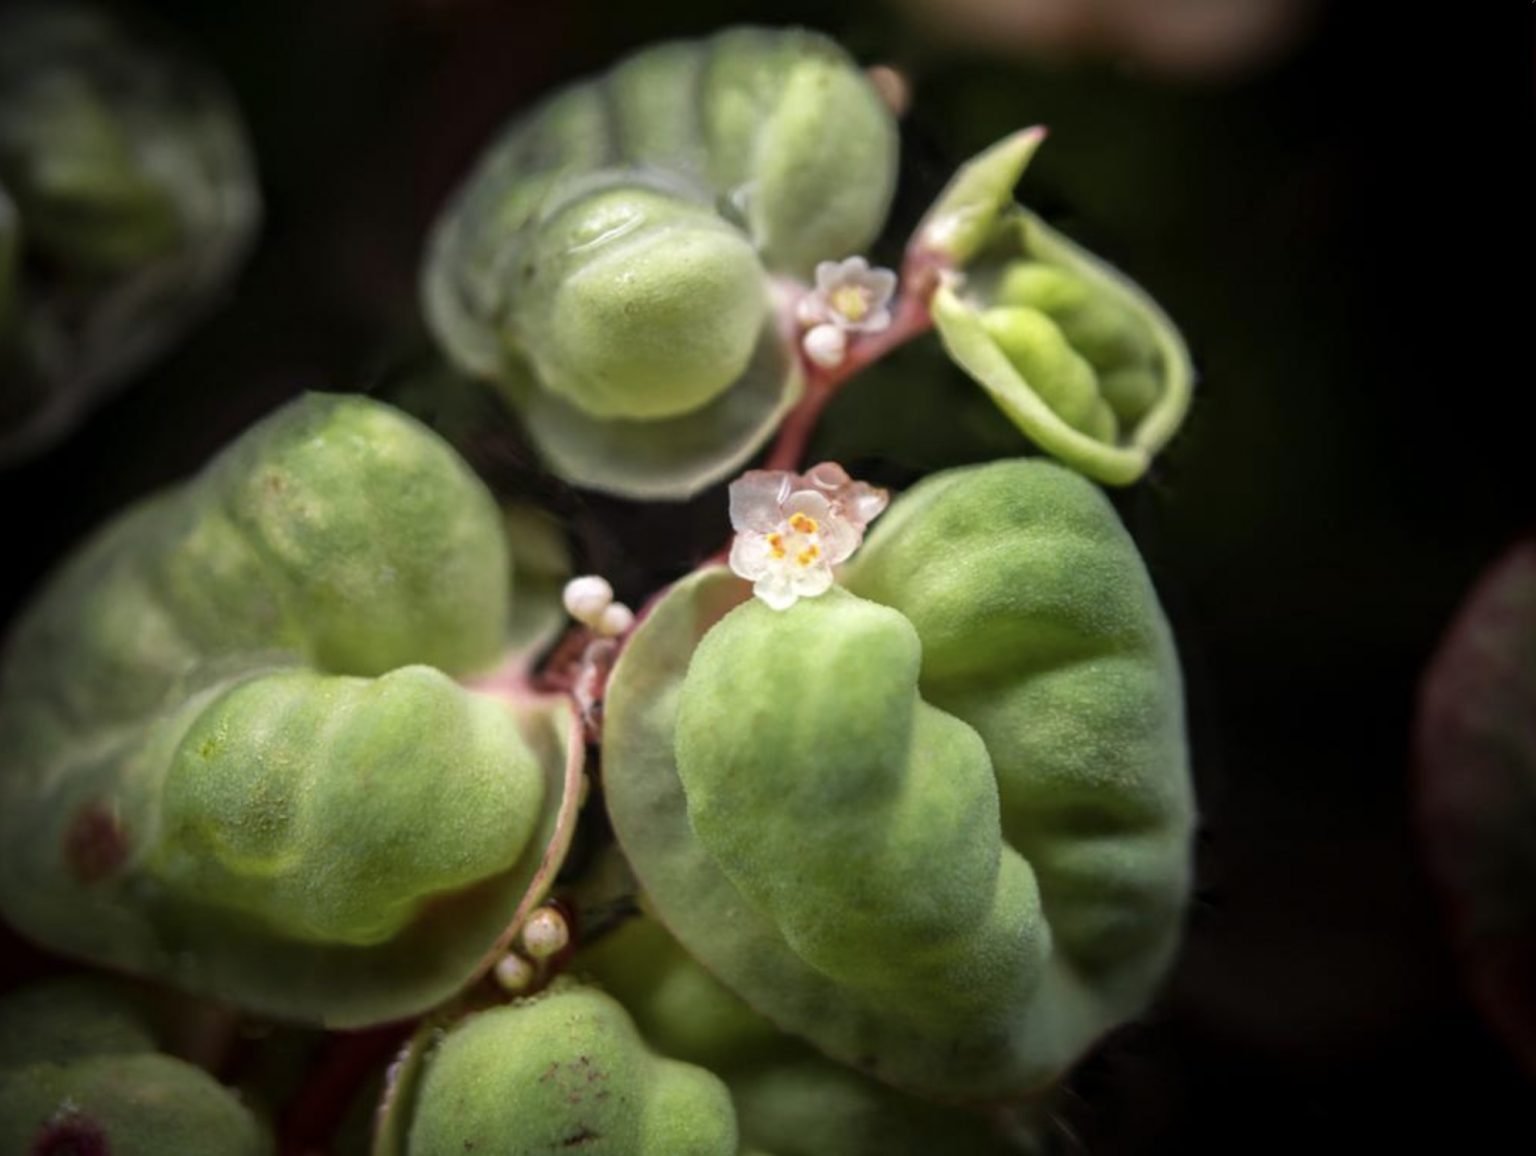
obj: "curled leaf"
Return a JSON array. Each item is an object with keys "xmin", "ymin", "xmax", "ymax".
[
  {"xmin": 395, "ymin": 982, "xmax": 738, "ymax": 1156},
  {"xmin": 578, "ymin": 915, "xmax": 1036, "ymax": 1156},
  {"xmin": 0, "ymin": 978, "xmax": 271, "ymax": 1155},
  {"xmin": 919, "ymin": 134, "xmax": 1192, "ymax": 485},
  {"xmin": 603, "ymin": 460, "xmax": 1192, "ymax": 1100},
  {"xmin": 422, "ymin": 26, "xmax": 896, "ymax": 499},
  {"xmin": 0, "ymin": 395, "xmax": 580, "ymax": 1025},
  {"xmin": 913, "ymin": 127, "xmax": 1046, "ymax": 265}
]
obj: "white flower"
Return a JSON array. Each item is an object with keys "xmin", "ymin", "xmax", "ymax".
[
  {"xmin": 796, "ymin": 256, "xmax": 898, "ymax": 334},
  {"xmin": 727, "ymin": 464, "xmax": 889, "ymax": 611}
]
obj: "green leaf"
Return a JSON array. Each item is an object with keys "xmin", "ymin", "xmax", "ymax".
[
  {"xmin": 0, "ymin": 979, "xmax": 271, "ymax": 1156},
  {"xmin": 577, "ymin": 916, "xmax": 1036, "ymax": 1156},
  {"xmin": 913, "ymin": 127, "xmax": 1046, "ymax": 265},
  {"xmin": 502, "ymin": 501, "xmax": 573, "ymax": 658},
  {"xmin": 397, "ymin": 982, "xmax": 738, "ymax": 1156},
  {"xmin": 0, "ymin": 395, "xmax": 582, "ymax": 1025},
  {"xmin": 603, "ymin": 460, "xmax": 1192, "ymax": 1100},
  {"xmin": 517, "ymin": 320, "xmax": 803, "ymax": 500},
  {"xmin": 930, "ymin": 208, "xmax": 1193, "ymax": 485},
  {"xmin": 422, "ymin": 26, "xmax": 895, "ymax": 499},
  {"xmin": 0, "ymin": 1, "xmax": 259, "ymax": 463}
]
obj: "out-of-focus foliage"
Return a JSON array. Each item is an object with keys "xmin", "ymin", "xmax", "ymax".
[
  {"xmin": 0, "ymin": 977, "xmax": 271, "ymax": 1155},
  {"xmin": 1418, "ymin": 539, "xmax": 1536, "ymax": 1078},
  {"xmin": 0, "ymin": 0, "xmax": 258, "ymax": 463}
]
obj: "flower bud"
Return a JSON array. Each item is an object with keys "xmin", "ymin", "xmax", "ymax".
[
  {"xmin": 563, "ymin": 574, "xmax": 615, "ymax": 625},
  {"xmin": 519, "ymin": 905, "xmax": 570, "ymax": 960}
]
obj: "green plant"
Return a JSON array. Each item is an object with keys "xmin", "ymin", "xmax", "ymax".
[
  {"xmin": 0, "ymin": 23, "xmax": 1195, "ymax": 1154},
  {"xmin": 0, "ymin": 0, "xmax": 259, "ymax": 462}
]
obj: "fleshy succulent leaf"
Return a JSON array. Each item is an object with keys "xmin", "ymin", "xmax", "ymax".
[
  {"xmin": 422, "ymin": 26, "xmax": 894, "ymax": 499},
  {"xmin": 0, "ymin": 978, "xmax": 272, "ymax": 1156},
  {"xmin": 0, "ymin": 394, "xmax": 581, "ymax": 1025},
  {"xmin": 919, "ymin": 133, "xmax": 1192, "ymax": 485},
  {"xmin": 395, "ymin": 982, "xmax": 738, "ymax": 1156},
  {"xmin": 502, "ymin": 501, "xmax": 574, "ymax": 658},
  {"xmin": 515, "ymin": 322, "xmax": 803, "ymax": 500},
  {"xmin": 603, "ymin": 460, "xmax": 1192, "ymax": 1100},
  {"xmin": 913, "ymin": 127, "xmax": 1046, "ymax": 265},
  {"xmin": 577, "ymin": 915, "xmax": 1036, "ymax": 1156}
]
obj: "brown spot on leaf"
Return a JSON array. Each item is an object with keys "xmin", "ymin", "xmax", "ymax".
[
  {"xmin": 560, "ymin": 1127, "xmax": 600, "ymax": 1147},
  {"xmin": 64, "ymin": 803, "xmax": 130, "ymax": 884},
  {"xmin": 33, "ymin": 1112, "xmax": 110, "ymax": 1155}
]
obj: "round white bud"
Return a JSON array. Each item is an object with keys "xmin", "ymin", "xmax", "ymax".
[
  {"xmin": 593, "ymin": 601, "xmax": 635, "ymax": 638},
  {"xmin": 493, "ymin": 952, "xmax": 536, "ymax": 993},
  {"xmin": 562, "ymin": 575, "xmax": 614, "ymax": 625},
  {"xmin": 520, "ymin": 906, "xmax": 570, "ymax": 961},
  {"xmin": 802, "ymin": 323, "xmax": 848, "ymax": 369}
]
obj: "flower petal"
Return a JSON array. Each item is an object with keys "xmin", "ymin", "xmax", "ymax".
[
  {"xmin": 729, "ymin": 471, "xmax": 792, "ymax": 532},
  {"xmin": 729, "ymin": 531, "xmax": 777, "ymax": 580},
  {"xmin": 790, "ymin": 564, "xmax": 835, "ymax": 600},
  {"xmin": 851, "ymin": 305, "xmax": 893, "ymax": 334},
  {"xmin": 814, "ymin": 260, "xmax": 844, "ymax": 293},
  {"xmin": 865, "ymin": 266, "xmax": 898, "ymax": 304},
  {"xmin": 781, "ymin": 489, "xmax": 833, "ymax": 524},
  {"xmin": 843, "ymin": 482, "xmax": 890, "ymax": 528},
  {"xmin": 754, "ymin": 573, "xmax": 800, "ymax": 611},
  {"xmin": 802, "ymin": 462, "xmax": 852, "ymax": 495},
  {"xmin": 818, "ymin": 517, "xmax": 861, "ymax": 565},
  {"xmin": 795, "ymin": 295, "xmax": 829, "ymax": 327}
]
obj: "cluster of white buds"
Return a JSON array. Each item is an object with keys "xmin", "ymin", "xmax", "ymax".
[
  {"xmin": 562, "ymin": 575, "xmax": 634, "ymax": 637},
  {"xmin": 492, "ymin": 903, "xmax": 572, "ymax": 996},
  {"xmin": 795, "ymin": 256, "xmax": 898, "ymax": 370}
]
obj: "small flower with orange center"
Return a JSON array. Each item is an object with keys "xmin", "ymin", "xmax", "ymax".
[
  {"xmin": 795, "ymin": 256, "xmax": 898, "ymax": 370},
  {"xmin": 727, "ymin": 463, "xmax": 889, "ymax": 610},
  {"xmin": 798, "ymin": 256, "xmax": 898, "ymax": 333}
]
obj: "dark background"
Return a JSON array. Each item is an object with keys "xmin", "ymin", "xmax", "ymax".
[{"xmin": 2, "ymin": 1, "xmax": 1533, "ymax": 1151}]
